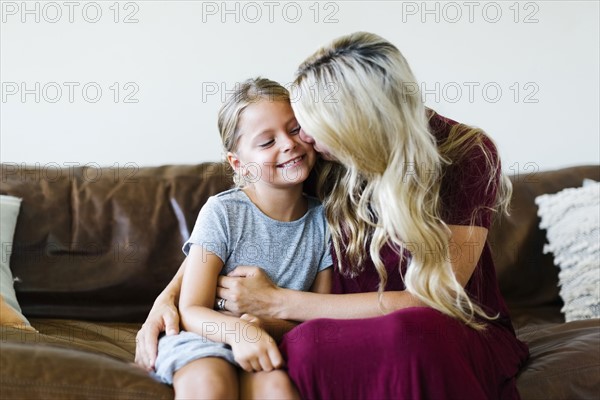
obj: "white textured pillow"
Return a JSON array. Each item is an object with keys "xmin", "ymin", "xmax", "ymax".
[
  {"xmin": 0, "ymin": 195, "xmax": 31, "ymax": 327},
  {"xmin": 535, "ymin": 181, "xmax": 600, "ymax": 322}
]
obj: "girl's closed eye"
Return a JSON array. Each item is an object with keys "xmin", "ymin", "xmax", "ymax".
[
  {"xmin": 259, "ymin": 139, "xmax": 274, "ymax": 148},
  {"xmin": 290, "ymin": 125, "xmax": 301, "ymax": 135}
]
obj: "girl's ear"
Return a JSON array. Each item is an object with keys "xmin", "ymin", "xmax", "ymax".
[
  {"xmin": 226, "ymin": 152, "xmax": 243, "ymax": 173},
  {"xmin": 225, "ymin": 151, "xmax": 241, "ymax": 169},
  {"xmin": 227, "ymin": 152, "xmax": 247, "ymax": 186}
]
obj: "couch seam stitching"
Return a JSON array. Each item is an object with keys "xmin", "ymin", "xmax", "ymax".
[
  {"xmin": 518, "ymin": 364, "xmax": 600, "ymax": 383},
  {"xmin": 0, "ymin": 379, "xmax": 167, "ymax": 397}
]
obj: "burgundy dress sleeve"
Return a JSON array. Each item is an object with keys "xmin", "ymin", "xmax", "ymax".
[{"xmin": 432, "ymin": 113, "xmax": 501, "ymax": 229}]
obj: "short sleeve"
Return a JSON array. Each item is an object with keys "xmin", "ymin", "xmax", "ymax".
[
  {"xmin": 182, "ymin": 196, "xmax": 229, "ymax": 262},
  {"xmin": 318, "ymin": 229, "xmax": 333, "ymax": 271},
  {"xmin": 439, "ymin": 133, "xmax": 501, "ymax": 229}
]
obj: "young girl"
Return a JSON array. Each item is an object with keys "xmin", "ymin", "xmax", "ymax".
[{"xmin": 153, "ymin": 78, "xmax": 332, "ymax": 399}]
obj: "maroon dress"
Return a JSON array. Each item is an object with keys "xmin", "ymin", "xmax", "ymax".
[{"xmin": 279, "ymin": 113, "xmax": 529, "ymax": 399}]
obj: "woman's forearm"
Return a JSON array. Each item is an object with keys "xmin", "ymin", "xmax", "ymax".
[
  {"xmin": 218, "ymin": 267, "xmax": 426, "ymax": 321},
  {"xmin": 155, "ymin": 258, "xmax": 187, "ymax": 306},
  {"xmin": 274, "ymin": 289, "xmax": 425, "ymax": 321}
]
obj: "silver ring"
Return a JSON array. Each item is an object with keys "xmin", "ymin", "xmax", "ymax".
[{"xmin": 217, "ymin": 298, "xmax": 226, "ymax": 311}]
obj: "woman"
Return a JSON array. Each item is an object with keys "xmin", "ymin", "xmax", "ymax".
[{"xmin": 137, "ymin": 32, "xmax": 529, "ymax": 399}]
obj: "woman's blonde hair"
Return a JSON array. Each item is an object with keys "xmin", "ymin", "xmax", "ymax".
[
  {"xmin": 292, "ymin": 32, "xmax": 512, "ymax": 329},
  {"xmin": 218, "ymin": 77, "xmax": 290, "ymax": 186}
]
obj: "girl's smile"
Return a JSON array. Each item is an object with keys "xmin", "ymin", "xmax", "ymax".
[{"xmin": 276, "ymin": 154, "xmax": 306, "ymax": 169}]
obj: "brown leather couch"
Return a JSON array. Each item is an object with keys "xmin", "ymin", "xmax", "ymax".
[{"xmin": 1, "ymin": 163, "xmax": 598, "ymax": 399}]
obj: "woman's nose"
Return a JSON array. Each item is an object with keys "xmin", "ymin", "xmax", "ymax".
[{"xmin": 299, "ymin": 128, "xmax": 315, "ymax": 144}]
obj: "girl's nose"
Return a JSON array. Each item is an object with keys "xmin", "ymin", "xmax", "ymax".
[
  {"xmin": 282, "ymin": 135, "xmax": 297, "ymax": 152},
  {"xmin": 299, "ymin": 128, "xmax": 315, "ymax": 144}
]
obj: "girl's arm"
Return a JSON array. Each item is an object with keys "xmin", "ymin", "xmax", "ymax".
[
  {"xmin": 179, "ymin": 247, "xmax": 239, "ymax": 340},
  {"xmin": 181, "ymin": 246, "xmax": 283, "ymax": 372},
  {"xmin": 218, "ymin": 225, "xmax": 487, "ymax": 321}
]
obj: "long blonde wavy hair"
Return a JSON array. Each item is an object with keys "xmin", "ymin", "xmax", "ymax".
[{"xmin": 292, "ymin": 32, "xmax": 512, "ymax": 329}]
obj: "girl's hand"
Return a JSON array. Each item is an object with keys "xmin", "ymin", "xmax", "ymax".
[
  {"xmin": 239, "ymin": 313, "xmax": 264, "ymax": 329},
  {"xmin": 230, "ymin": 322, "xmax": 284, "ymax": 372},
  {"xmin": 135, "ymin": 298, "xmax": 180, "ymax": 371},
  {"xmin": 216, "ymin": 266, "xmax": 280, "ymax": 317}
]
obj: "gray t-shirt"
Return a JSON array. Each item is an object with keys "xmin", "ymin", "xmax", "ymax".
[{"xmin": 183, "ymin": 188, "xmax": 332, "ymax": 291}]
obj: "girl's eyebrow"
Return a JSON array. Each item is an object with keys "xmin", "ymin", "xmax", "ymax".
[
  {"xmin": 253, "ymin": 129, "xmax": 274, "ymax": 140},
  {"xmin": 250, "ymin": 116, "xmax": 298, "ymax": 140}
]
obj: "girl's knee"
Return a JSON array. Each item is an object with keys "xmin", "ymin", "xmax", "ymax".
[
  {"xmin": 173, "ymin": 358, "xmax": 238, "ymax": 399},
  {"xmin": 242, "ymin": 370, "xmax": 299, "ymax": 400}
]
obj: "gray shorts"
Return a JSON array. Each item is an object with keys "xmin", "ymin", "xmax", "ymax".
[{"xmin": 153, "ymin": 330, "xmax": 237, "ymax": 385}]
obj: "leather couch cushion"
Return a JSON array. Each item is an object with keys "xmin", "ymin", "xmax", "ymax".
[
  {"xmin": 0, "ymin": 318, "xmax": 174, "ymax": 399},
  {"xmin": 515, "ymin": 319, "xmax": 600, "ymax": 398},
  {"xmin": 0, "ymin": 342, "xmax": 172, "ymax": 399},
  {"xmin": 1, "ymin": 163, "xmax": 234, "ymax": 322}
]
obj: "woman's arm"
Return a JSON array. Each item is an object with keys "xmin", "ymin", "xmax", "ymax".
[
  {"xmin": 224, "ymin": 280, "xmax": 424, "ymax": 321},
  {"xmin": 217, "ymin": 265, "xmax": 407, "ymax": 320},
  {"xmin": 241, "ymin": 268, "xmax": 333, "ymax": 341},
  {"xmin": 135, "ymin": 257, "xmax": 187, "ymax": 370},
  {"xmin": 217, "ymin": 225, "xmax": 487, "ymax": 321},
  {"xmin": 446, "ymin": 225, "xmax": 488, "ymax": 287}
]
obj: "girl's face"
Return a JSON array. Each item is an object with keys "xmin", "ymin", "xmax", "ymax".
[
  {"xmin": 298, "ymin": 128, "xmax": 336, "ymax": 161},
  {"xmin": 228, "ymin": 100, "xmax": 316, "ymax": 188}
]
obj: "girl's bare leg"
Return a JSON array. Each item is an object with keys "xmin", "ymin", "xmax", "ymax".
[
  {"xmin": 173, "ymin": 357, "xmax": 238, "ymax": 400},
  {"xmin": 239, "ymin": 369, "xmax": 300, "ymax": 400}
]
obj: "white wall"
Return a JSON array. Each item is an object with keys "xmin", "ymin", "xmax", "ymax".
[{"xmin": 2, "ymin": 1, "xmax": 599, "ymax": 175}]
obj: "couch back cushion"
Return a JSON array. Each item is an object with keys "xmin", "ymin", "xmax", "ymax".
[
  {"xmin": 489, "ymin": 165, "xmax": 600, "ymax": 316},
  {"xmin": 2, "ymin": 162, "xmax": 599, "ymax": 322},
  {"xmin": 1, "ymin": 163, "xmax": 234, "ymax": 321}
]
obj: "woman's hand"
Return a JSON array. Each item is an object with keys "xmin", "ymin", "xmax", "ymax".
[
  {"xmin": 230, "ymin": 321, "xmax": 283, "ymax": 372},
  {"xmin": 216, "ymin": 266, "xmax": 280, "ymax": 317},
  {"xmin": 134, "ymin": 297, "xmax": 180, "ymax": 371}
]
